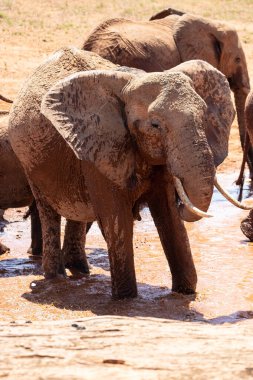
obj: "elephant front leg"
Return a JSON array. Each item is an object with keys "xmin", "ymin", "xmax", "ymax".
[
  {"xmin": 29, "ymin": 184, "xmax": 65, "ymax": 278},
  {"xmin": 84, "ymin": 164, "xmax": 137, "ymax": 299},
  {"xmin": 147, "ymin": 171, "xmax": 197, "ymax": 294},
  {"xmin": 63, "ymin": 220, "xmax": 90, "ymax": 274}
]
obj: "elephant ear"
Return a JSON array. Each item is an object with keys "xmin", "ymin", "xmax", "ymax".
[
  {"xmin": 170, "ymin": 60, "xmax": 235, "ymax": 166},
  {"xmin": 173, "ymin": 15, "xmax": 226, "ymax": 68},
  {"xmin": 41, "ymin": 70, "xmax": 136, "ymax": 189}
]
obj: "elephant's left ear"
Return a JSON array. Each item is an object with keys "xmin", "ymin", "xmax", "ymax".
[
  {"xmin": 171, "ymin": 60, "xmax": 235, "ymax": 166},
  {"xmin": 41, "ymin": 70, "xmax": 136, "ymax": 189}
]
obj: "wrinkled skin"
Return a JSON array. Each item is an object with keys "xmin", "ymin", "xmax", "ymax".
[
  {"xmin": 9, "ymin": 48, "xmax": 235, "ymax": 299},
  {"xmin": 0, "ymin": 114, "xmax": 85, "ymax": 256},
  {"xmin": 241, "ymin": 91, "xmax": 253, "ymax": 240},
  {"xmin": 0, "ymin": 115, "xmax": 43, "ymax": 255},
  {"xmin": 83, "ymin": 10, "xmax": 251, "ymax": 175}
]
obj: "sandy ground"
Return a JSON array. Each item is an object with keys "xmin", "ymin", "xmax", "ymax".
[{"xmin": 1, "ymin": 1, "xmax": 253, "ymax": 377}]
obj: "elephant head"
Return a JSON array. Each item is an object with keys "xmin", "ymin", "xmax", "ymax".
[
  {"xmin": 41, "ymin": 60, "xmax": 235, "ymax": 223},
  {"xmin": 150, "ymin": 11, "xmax": 251, "ymax": 170},
  {"xmin": 84, "ymin": 13, "xmax": 251, "ymax": 175}
]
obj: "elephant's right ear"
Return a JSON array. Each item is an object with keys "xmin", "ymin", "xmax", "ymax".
[
  {"xmin": 173, "ymin": 15, "xmax": 225, "ymax": 68},
  {"xmin": 41, "ymin": 70, "xmax": 136, "ymax": 189}
]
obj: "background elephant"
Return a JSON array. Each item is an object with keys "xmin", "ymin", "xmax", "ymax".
[
  {"xmin": 241, "ymin": 90, "xmax": 253, "ymax": 240},
  {"xmin": 0, "ymin": 113, "xmax": 90, "ymax": 257},
  {"xmin": 0, "ymin": 114, "xmax": 42, "ymax": 255},
  {"xmin": 8, "ymin": 47, "xmax": 235, "ymax": 298},
  {"xmin": 83, "ymin": 10, "xmax": 251, "ymax": 177}
]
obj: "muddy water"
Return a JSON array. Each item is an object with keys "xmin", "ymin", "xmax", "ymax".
[{"xmin": 1, "ymin": 173, "xmax": 253, "ymax": 323}]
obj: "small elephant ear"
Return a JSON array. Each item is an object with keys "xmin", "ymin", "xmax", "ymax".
[
  {"xmin": 171, "ymin": 60, "xmax": 235, "ymax": 166},
  {"xmin": 173, "ymin": 15, "xmax": 225, "ymax": 68},
  {"xmin": 41, "ymin": 70, "xmax": 136, "ymax": 189}
]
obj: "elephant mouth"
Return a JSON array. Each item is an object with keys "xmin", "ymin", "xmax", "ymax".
[
  {"xmin": 173, "ymin": 176, "xmax": 213, "ymax": 219},
  {"xmin": 174, "ymin": 176, "xmax": 251, "ymax": 221}
]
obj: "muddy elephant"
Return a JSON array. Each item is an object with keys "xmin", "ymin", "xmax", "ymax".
[
  {"xmin": 0, "ymin": 114, "xmax": 42, "ymax": 255},
  {"xmin": 8, "ymin": 47, "xmax": 237, "ymax": 299},
  {"xmin": 0, "ymin": 113, "xmax": 91, "ymax": 256},
  {"xmin": 241, "ymin": 91, "xmax": 253, "ymax": 240},
  {"xmin": 83, "ymin": 10, "xmax": 252, "ymax": 176}
]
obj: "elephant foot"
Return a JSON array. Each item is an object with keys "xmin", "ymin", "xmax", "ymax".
[
  {"xmin": 241, "ymin": 211, "xmax": 253, "ymax": 241},
  {"xmin": 44, "ymin": 269, "xmax": 66, "ymax": 280},
  {"xmin": 0, "ymin": 242, "xmax": 10, "ymax": 255},
  {"xmin": 172, "ymin": 284, "xmax": 196, "ymax": 295},
  {"xmin": 65, "ymin": 257, "xmax": 90, "ymax": 275},
  {"xmin": 172, "ymin": 277, "xmax": 196, "ymax": 295},
  {"xmin": 112, "ymin": 283, "xmax": 138, "ymax": 300},
  {"xmin": 27, "ymin": 246, "xmax": 43, "ymax": 257},
  {"xmin": 43, "ymin": 251, "xmax": 66, "ymax": 279}
]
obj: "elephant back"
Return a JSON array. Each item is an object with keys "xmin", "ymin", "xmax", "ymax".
[{"xmin": 83, "ymin": 18, "xmax": 181, "ymax": 72}]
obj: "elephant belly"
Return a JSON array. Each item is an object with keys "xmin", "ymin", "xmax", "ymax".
[
  {"xmin": 27, "ymin": 133, "xmax": 96, "ymax": 222},
  {"xmin": 49, "ymin": 197, "xmax": 96, "ymax": 222},
  {"xmin": 33, "ymin": 173, "xmax": 96, "ymax": 223}
]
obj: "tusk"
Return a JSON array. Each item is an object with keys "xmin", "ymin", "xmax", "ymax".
[
  {"xmin": 173, "ymin": 176, "xmax": 213, "ymax": 218},
  {"xmin": 0, "ymin": 94, "xmax": 13, "ymax": 103},
  {"xmin": 214, "ymin": 176, "xmax": 252, "ymax": 210}
]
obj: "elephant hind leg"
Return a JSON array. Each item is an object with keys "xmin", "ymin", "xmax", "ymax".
[
  {"xmin": 26, "ymin": 200, "xmax": 43, "ymax": 256},
  {"xmin": 29, "ymin": 183, "xmax": 65, "ymax": 278},
  {"xmin": 63, "ymin": 220, "xmax": 90, "ymax": 275}
]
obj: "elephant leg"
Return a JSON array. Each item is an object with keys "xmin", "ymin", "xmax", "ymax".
[
  {"xmin": 83, "ymin": 163, "xmax": 137, "ymax": 299},
  {"xmin": 0, "ymin": 241, "xmax": 10, "ymax": 255},
  {"xmin": 147, "ymin": 170, "xmax": 197, "ymax": 294},
  {"xmin": 86, "ymin": 221, "xmax": 93, "ymax": 234},
  {"xmin": 27, "ymin": 200, "xmax": 43, "ymax": 256},
  {"xmin": 241, "ymin": 209, "xmax": 253, "ymax": 241},
  {"xmin": 63, "ymin": 220, "xmax": 90, "ymax": 274},
  {"xmin": 29, "ymin": 184, "xmax": 65, "ymax": 278}
]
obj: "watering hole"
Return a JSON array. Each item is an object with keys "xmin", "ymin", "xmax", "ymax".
[{"xmin": 1, "ymin": 172, "xmax": 253, "ymax": 324}]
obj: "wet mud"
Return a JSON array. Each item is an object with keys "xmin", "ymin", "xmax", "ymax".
[{"xmin": 1, "ymin": 169, "xmax": 253, "ymax": 324}]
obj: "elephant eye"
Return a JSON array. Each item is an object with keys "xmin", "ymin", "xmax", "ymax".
[
  {"xmin": 235, "ymin": 57, "xmax": 241, "ymax": 64},
  {"xmin": 151, "ymin": 120, "xmax": 160, "ymax": 129}
]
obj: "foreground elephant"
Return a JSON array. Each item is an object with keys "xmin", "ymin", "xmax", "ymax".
[
  {"xmin": 83, "ymin": 10, "xmax": 252, "ymax": 175},
  {"xmin": 9, "ymin": 47, "xmax": 235, "ymax": 298},
  {"xmin": 0, "ymin": 114, "xmax": 42, "ymax": 255}
]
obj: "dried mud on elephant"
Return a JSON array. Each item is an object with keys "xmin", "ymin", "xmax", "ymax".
[{"xmin": 1, "ymin": 0, "xmax": 253, "ymax": 378}]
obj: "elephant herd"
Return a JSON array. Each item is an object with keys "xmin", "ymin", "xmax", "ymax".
[{"xmin": 1, "ymin": 7, "xmax": 253, "ymax": 299}]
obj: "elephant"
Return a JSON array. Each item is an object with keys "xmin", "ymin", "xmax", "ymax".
[
  {"xmin": 8, "ymin": 46, "xmax": 236, "ymax": 299},
  {"xmin": 0, "ymin": 113, "xmax": 92, "ymax": 257},
  {"xmin": 83, "ymin": 9, "xmax": 252, "ymax": 178},
  {"xmin": 0, "ymin": 114, "xmax": 42, "ymax": 255},
  {"xmin": 241, "ymin": 90, "xmax": 253, "ymax": 240}
]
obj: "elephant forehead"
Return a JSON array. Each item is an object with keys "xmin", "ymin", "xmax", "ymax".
[{"xmin": 125, "ymin": 71, "xmax": 192, "ymax": 100}]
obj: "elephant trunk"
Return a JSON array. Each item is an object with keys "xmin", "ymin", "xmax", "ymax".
[
  {"xmin": 234, "ymin": 88, "xmax": 253, "ymax": 176},
  {"xmin": 165, "ymin": 118, "xmax": 215, "ymax": 222},
  {"xmin": 234, "ymin": 89, "xmax": 249, "ymax": 145}
]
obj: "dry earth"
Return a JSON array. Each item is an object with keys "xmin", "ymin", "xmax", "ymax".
[{"xmin": 1, "ymin": 1, "xmax": 253, "ymax": 379}]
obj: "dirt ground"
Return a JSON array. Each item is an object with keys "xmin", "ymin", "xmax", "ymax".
[{"xmin": 1, "ymin": 1, "xmax": 253, "ymax": 378}]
